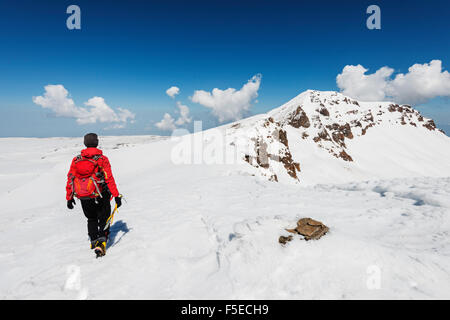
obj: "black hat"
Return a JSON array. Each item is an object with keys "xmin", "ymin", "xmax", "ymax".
[{"xmin": 84, "ymin": 133, "xmax": 99, "ymax": 148}]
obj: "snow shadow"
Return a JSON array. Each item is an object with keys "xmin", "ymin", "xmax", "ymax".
[
  {"xmin": 107, "ymin": 220, "xmax": 131, "ymax": 249},
  {"xmin": 372, "ymin": 186, "xmax": 442, "ymax": 207}
]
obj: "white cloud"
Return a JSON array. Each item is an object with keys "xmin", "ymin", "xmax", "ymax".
[
  {"xmin": 336, "ymin": 60, "xmax": 450, "ymax": 104},
  {"xmin": 32, "ymin": 84, "xmax": 84, "ymax": 118},
  {"xmin": 155, "ymin": 101, "xmax": 191, "ymax": 132},
  {"xmin": 175, "ymin": 102, "xmax": 191, "ymax": 125},
  {"xmin": 166, "ymin": 86, "xmax": 180, "ymax": 98},
  {"xmin": 387, "ymin": 60, "xmax": 450, "ymax": 104},
  {"xmin": 116, "ymin": 107, "xmax": 136, "ymax": 123},
  {"xmin": 155, "ymin": 113, "xmax": 176, "ymax": 131},
  {"xmin": 336, "ymin": 65, "xmax": 393, "ymax": 101},
  {"xmin": 32, "ymin": 84, "xmax": 135, "ymax": 127},
  {"xmin": 191, "ymin": 74, "xmax": 261, "ymax": 122}
]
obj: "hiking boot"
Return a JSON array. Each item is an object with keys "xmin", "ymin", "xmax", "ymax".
[
  {"xmin": 90, "ymin": 236, "xmax": 106, "ymax": 249},
  {"xmin": 92, "ymin": 236, "xmax": 107, "ymax": 257}
]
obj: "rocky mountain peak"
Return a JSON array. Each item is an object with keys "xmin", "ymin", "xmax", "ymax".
[{"xmin": 226, "ymin": 90, "xmax": 446, "ymax": 183}]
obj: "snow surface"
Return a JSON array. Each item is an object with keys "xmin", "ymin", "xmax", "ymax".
[{"xmin": 1, "ymin": 91, "xmax": 450, "ymax": 299}]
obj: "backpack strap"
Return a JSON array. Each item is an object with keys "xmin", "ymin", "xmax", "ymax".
[
  {"xmin": 90, "ymin": 177, "xmax": 103, "ymax": 198},
  {"xmin": 92, "ymin": 155, "xmax": 106, "ymax": 181},
  {"xmin": 75, "ymin": 154, "xmax": 102, "ymax": 165}
]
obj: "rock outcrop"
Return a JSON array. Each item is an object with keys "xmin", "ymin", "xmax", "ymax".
[{"xmin": 283, "ymin": 218, "xmax": 329, "ymax": 242}]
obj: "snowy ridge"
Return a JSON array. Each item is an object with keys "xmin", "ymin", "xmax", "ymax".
[{"xmin": 223, "ymin": 90, "xmax": 450, "ymax": 185}]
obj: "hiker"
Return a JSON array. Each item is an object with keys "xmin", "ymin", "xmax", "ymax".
[{"xmin": 66, "ymin": 133, "xmax": 122, "ymax": 256}]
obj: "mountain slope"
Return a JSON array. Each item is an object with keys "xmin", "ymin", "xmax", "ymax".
[{"xmin": 221, "ymin": 90, "xmax": 450, "ymax": 185}]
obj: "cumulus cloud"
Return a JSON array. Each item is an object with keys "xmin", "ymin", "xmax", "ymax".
[
  {"xmin": 336, "ymin": 65, "xmax": 393, "ymax": 101},
  {"xmin": 174, "ymin": 102, "xmax": 191, "ymax": 125},
  {"xmin": 32, "ymin": 84, "xmax": 135, "ymax": 127},
  {"xmin": 336, "ymin": 60, "xmax": 450, "ymax": 104},
  {"xmin": 191, "ymin": 74, "xmax": 261, "ymax": 122},
  {"xmin": 155, "ymin": 101, "xmax": 192, "ymax": 131},
  {"xmin": 387, "ymin": 60, "xmax": 450, "ymax": 104},
  {"xmin": 156, "ymin": 86, "xmax": 193, "ymax": 132},
  {"xmin": 155, "ymin": 113, "xmax": 176, "ymax": 131},
  {"xmin": 166, "ymin": 86, "xmax": 180, "ymax": 98}
]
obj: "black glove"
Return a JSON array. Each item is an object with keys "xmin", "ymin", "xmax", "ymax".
[
  {"xmin": 67, "ymin": 199, "xmax": 76, "ymax": 209},
  {"xmin": 115, "ymin": 196, "xmax": 122, "ymax": 208}
]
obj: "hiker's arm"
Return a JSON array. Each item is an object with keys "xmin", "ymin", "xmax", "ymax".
[
  {"xmin": 66, "ymin": 158, "xmax": 77, "ymax": 200},
  {"xmin": 101, "ymin": 156, "xmax": 119, "ymax": 198}
]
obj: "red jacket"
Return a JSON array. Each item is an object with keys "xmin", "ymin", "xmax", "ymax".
[{"xmin": 66, "ymin": 147, "xmax": 119, "ymax": 200}]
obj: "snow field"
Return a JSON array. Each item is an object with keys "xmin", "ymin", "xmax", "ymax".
[{"xmin": 0, "ymin": 136, "xmax": 449, "ymax": 299}]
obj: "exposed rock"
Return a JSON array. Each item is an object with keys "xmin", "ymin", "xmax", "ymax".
[
  {"xmin": 319, "ymin": 107, "xmax": 330, "ymax": 117},
  {"xmin": 282, "ymin": 155, "xmax": 300, "ymax": 179},
  {"xmin": 342, "ymin": 123, "xmax": 354, "ymax": 139},
  {"xmin": 423, "ymin": 120, "xmax": 437, "ymax": 131},
  {"xmin": 274, "ymin": 129, "xmax": 301, "ymax": 179},
  {"xmin": 285, "ymin": 218, "xmax": 329, "ymax": 241},
  {"xmin": 278, "ymin": 235, "xmax": 293, "ymax": 245},
  {"xmin": 400, "ymin": 116, "xmax": 407, "ymax": 125},
  {"xmin": 388, "ymin": 104, "xmax": 399, "ymax": 112},
  {"xmin": 263, "ymin": 117, "xmax": 275, "ymax": 127},
  {"xmin": 326, "ymin": 123, "xmax": 353, "ymax": 139},
  {"xmin": 403, "ymin": 105, "xmax": 413, "ymax": 113},
  {"xmin": 314, "ymin": 129, "xmax": 331, "ymax": 142},
  {"xmin": 277, "ymin": 129, "xmax": 288, "ymax": 147},
  {"xmin": 245, "ymin": 127, "xmax": 301, "ymax": 181},
  {"xmin": 363, "ymin": 112, "xmax": 374, "ymax": 122},
  {"xmin": 352, "ymin": 120, "xmax": 362, "ymax": 127},
  {"xmin": 388, "ymin": 104, "xmax": 413, "ymax": 116},
  {"xmin": 289, "ymin": 106, "xmax": 310, "ymax": 128},
  {"xmin": 332, "ymin": 131, "xmax": 346, "ymax": 147},
  {"xmin": 362, "ymin": 123, "xmax": 374, "ymax": 135},
  {"xmin": 339, "ymin": 150, "xmax": 353, "ymax": 162},
  {"xmin": 244, "ymin": 154, "xmax": 251, "ymax": 164}
]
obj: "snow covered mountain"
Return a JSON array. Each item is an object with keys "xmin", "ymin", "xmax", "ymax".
[
  {"xmin": 222, "ymin": 90, "xmax": 450, "ymax": 184},
  {"xmin": 1, "ymin": 91, "xmax": 450, "ymax": 299}
]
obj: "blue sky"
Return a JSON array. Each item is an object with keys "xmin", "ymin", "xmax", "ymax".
[{"xmin": 0, "ymin": 0, "xmax": 449, "ymax": 137}]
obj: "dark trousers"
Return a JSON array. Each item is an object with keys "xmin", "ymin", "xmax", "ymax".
[{"xmin": 81, "ymin": 190, "xmax": 112, "ymax": 242}]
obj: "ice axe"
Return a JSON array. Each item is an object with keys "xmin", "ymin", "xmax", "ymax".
[
  {"xmin": 104, "ymin": 203, "xmax": 118, "ymax": 231},
  {"xmin": 104, "ymin": 194, "xmax": 125, "ymax": 231}
]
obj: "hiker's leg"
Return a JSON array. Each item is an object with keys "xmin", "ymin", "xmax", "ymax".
[
  {"xmin": 97, "ymin": 191, "xmax": 112, "ymax": 240},
  {"xmin": 81, "ymin": 199, "xmax": 99, "ymax": 241}
]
